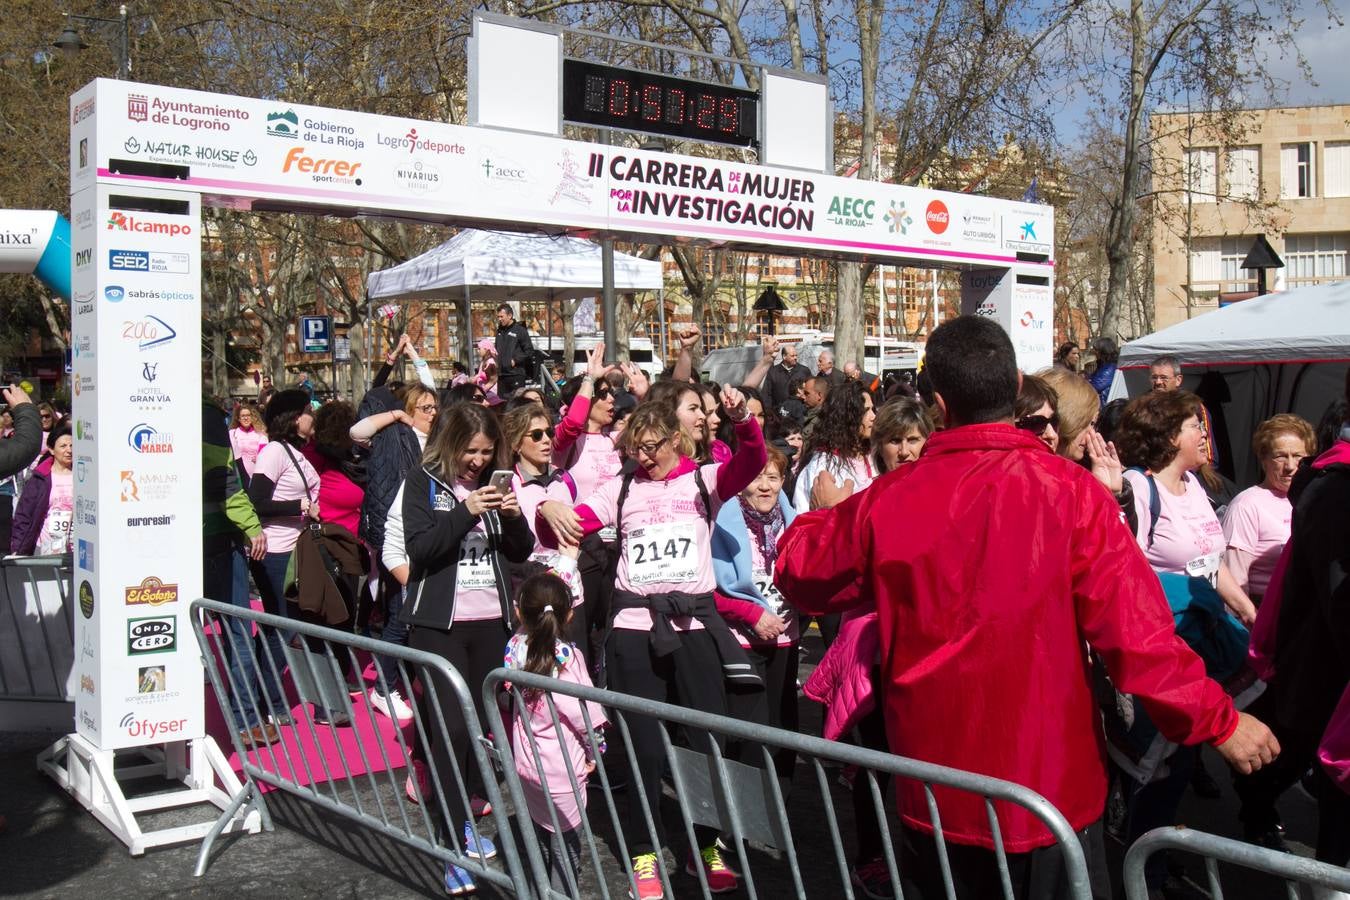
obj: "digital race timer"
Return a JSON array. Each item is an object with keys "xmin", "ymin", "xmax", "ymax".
[{"xmin": 561, "ymin": 59, "xmax": 759, "ymax": 148}]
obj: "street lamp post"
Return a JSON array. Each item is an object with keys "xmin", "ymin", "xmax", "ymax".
[{"xmin": 53, "ymin": 4, "xmax": 131, "ymax": 79}]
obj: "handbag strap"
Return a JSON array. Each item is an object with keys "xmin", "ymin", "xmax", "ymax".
[{"xmin": 278, "ymin": 441, "xmax": 315, "ymax": 505}]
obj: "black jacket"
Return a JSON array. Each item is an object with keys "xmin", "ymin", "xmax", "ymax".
[
  {"xmin": 762, "ymin": 362, "xmax": 811, "ymax": 412},
  {"xmin": 1268, "ymin": 458, "xmax": 1350, "ymax": 743},
  {"xmin": 0, "ymin": 404, "xmax": 42, "ymax": 480},
  {"xmin": 357, "ymin": 386, "xmax": 423, "ymax": 552},
  {"xmin": 494, "ymin": 321, "xmax": 534, "ymax": 381},
  {"xmin": 399, "ymin": 465, "xmax": 534, "ymax": 631}
]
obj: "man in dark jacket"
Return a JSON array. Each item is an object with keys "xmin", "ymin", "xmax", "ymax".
[
  {"xmin": 762, "ymin": 343, "xmax": 812, "ymax": 411},
  {"xmin": 0, "ymin": 385, "xmax": 42, "ymax": 478},
  {"xmin": 494, "ymin": 304, "xmax": 534, "ymax": 396}
]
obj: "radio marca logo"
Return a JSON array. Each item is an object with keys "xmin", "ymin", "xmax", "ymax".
[{"xmin": 128, "ymin": 423, "xmax": 173, "ymax": 454}]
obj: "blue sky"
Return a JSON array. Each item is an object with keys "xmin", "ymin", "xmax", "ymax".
[{"xmin": 1256, "ymin": 0, "xmax": 1349, "ymax": 107}]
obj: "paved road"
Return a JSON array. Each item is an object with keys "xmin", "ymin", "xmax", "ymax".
[{"xmin": 0, "ymin": 632, "xmax": 1327, "ymax": 898}]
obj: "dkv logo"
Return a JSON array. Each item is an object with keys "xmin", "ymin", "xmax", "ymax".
[{"xmin": 119, "ymin": 712, "xmax": 188, "ymax": 740}]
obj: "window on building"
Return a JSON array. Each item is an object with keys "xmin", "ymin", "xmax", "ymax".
[
  {"xmin": 423, "ymin": 313, "xmax": 439, "ymax": 355},
  {"xmin": 794, "ymin": 259, "xmax": 802, "ymax": 280},
  {"xmin": 758, "ymin": 256, "xmax": 770, "ymax": 279},
  {"xmin": 1284, "ymin": 234, "xmax": 1349, "ymax": 286},
  {"xmin": 1190, "ymin": 236, "xmax": 1255, "ymax": 293},
  {"xmin": 1325, "ymin": 142, "xmax": 1350, "ymax": 198},
  {"xmin": 1185, "ymin": 147, "xmax": 1217, "ymax": 203},
  {"xmin": 1280, "ymin": 142, "xmax": 1315, "ymax": 198},
  {"xmin": 1223, "ymin": 146, "xmax": 1260, "ymax": 201}
]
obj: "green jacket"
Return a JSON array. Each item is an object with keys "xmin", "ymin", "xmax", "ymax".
[{"xmin": 203, "ymin": 401, "xmax": 261, "ymax": 540}]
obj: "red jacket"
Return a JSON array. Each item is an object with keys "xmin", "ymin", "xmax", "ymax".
[{"xmin": 775, "ymin": 423, "xmax": 1238, "ymax": 852}]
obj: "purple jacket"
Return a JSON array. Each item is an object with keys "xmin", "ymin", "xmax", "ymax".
[{"xmin": 11, "ymin": 456, "xmax": 54, "ymax": 555}]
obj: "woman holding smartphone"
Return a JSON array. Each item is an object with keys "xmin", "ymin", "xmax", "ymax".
[{"xmin": 398, "ymin": 402, "xmax": 535, "ymax": 895}]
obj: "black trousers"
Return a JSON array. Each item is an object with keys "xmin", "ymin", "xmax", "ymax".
[
  {"xmin": 898, "ymin": 819, "xmax": 1112, "ymax": 900},
  {"xmin": 408, "ymin": 619, "xmax": 508, "ymax": 839},
  {"xmin": 726, "ymin": 640, "xmax": 799, "ymax": 779},
  {"xmin": 606, "ymin": 627, "xmax": 728, "ymax": 856},
  {"xmin": 576, "ymin": 536, "xmax": 615, "ymax": 674},
  {"xmin": 851, "ymin": 703, "xmax": 894, "ymax": 864}
]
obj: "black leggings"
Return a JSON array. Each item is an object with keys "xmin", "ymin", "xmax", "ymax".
[
  {"xmin": 408, "ymin": 619, "xmax": 508, "ymax": 839},
  {"xmin": 726, "ymin": 640, "xmax": 800, "ymax": 779},
  {"xmin": 606, "ymin": 628, "xmax": 729, "ymax": 856}
]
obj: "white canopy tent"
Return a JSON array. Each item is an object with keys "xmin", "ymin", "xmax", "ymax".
[
  {"xmin": 366, "ymin": 229, "xmax": 665, "ymax": 372},
  {"xmin": 1114, "ymin": 280, "xmax": 1350, "ymax": 485}
]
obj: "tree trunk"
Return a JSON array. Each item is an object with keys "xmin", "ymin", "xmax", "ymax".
[
  {"xmin": 835, "ymin": 263, "xmax": 865, "ymax": 365},
  {"xmin": 211, "ymin": 329, "xmax": 228, "ymax": 398},
  {"xmin": 1100, "ymin": 0, "xmax": 1147, "ymax": 343}
]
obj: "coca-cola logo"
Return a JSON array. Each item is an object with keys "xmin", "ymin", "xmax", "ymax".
[{"xmin": 925, "ymin": 200, "xmax": 949, "ymax": 234}]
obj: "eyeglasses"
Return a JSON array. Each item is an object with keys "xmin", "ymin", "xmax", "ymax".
[
  {"xmin": 630, "ymin": 437, "xmax": 670, "ymax": 457},
  {"xmin": 526, "ymin": 427, "xmax": 555, "ymax": 442},
  {"xmin": 1015, "ymin": 413, "xmax": 1059, "ymax": 433},
  {"xmin": 416, "ymin": 403, "xmax": 438, "ymax": 414}
]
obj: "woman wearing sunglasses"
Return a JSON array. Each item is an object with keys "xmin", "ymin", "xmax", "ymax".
[
  {"xmin": 502, "ymin": 403, "xmax": 587, "ymax": 641},
  {"xmin": 1013, "ymin": 374, "xmax": 1060, "ymax": 453}
]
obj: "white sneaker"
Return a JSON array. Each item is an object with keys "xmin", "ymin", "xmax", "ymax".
[{"xmin": 369, "ymin": 687, "xmax": 414, "ymax": 723}]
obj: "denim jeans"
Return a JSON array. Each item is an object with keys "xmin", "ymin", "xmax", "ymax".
[
  {"xmin": 205, "ymin": 539, "xmax": 285, "ymax": 729},
  {"xmin": 373, "ymin": 570, "xmax": 411, "ymax": 697},
  {"xmin": 245, "ymin": 549, "xmax": 296, "ymax": 721}
]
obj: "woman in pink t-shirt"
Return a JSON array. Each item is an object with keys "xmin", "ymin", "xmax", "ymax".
[
  {"xmin": 229, "ymin": 402, "xmax": 267, "ymax": 481},
  {"xmin": 537, "ymin": 390, "xmax": 765, "ymax": 897},
  {"xmin": 1222, "ymin": 414, "xmax": 1315, "ymax": 600},
  {"xmin": 1117, "ymin": 390, "xmax": 1255, "ymax": 625}
]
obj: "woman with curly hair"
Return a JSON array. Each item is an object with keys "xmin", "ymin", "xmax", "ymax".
[
  {"xmin": 229, "ymin": 401, "xmax": 267, "ymax": 482},
  {"xmin": 792, "ymin": 379, "xmax": 876, "ymax": 513}
]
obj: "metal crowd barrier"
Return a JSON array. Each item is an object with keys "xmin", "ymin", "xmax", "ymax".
[
  {"xmin": 189, "ymin": 598, "xmax": 534, "ymax": 893},
  {"xmin": 0, "ymin": 554, "xmax": 75, "ymax": 702},
  {"xmin": 482, "ymin": 667, "xmax": 1096, "ymax": 900},
  {"xmin": 1123, "ymin": 826, "xmax": 1350, "ymax": 900}
]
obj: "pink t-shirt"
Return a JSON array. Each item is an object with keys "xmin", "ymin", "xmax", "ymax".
[
  {"xmin": 229, "ymin": 427, "xmax": 267, "ymax": 477},
  {"xmin": 578, "ymin": 461, "xmax": 724, "ymax": 632},
  {"xmin": 301, "ymin": 446, "xmax": 365, "ymax": 538},
  {"xmin": 555, "ymin": 431, "xmax": 623, "ymax": 502},
  {"xmin": 1123, "ymin": 469, "xmax": 1224, "ymax": 574},
  {"xmin": 513, "ymin": 468, "xmax": 577, "ymax": 557},
  {"xmin": 1222, "ymin": 484, "xmax": 1292, "ymax": 596},
  {"xmin": 253, "ymin": 441, "xmax": 320, "ymax": 554},
  {"xmin": 451, "ymin": 483, "xmax": 504, "ymax": 622},
  {"xmin": 36, "ymin": 469, "xmax": 74, "ymax": 556}
]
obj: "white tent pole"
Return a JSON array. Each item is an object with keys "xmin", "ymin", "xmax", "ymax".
[{"xmin": 462, "ymin": 282, "xmax": 472, "ymax": 367}]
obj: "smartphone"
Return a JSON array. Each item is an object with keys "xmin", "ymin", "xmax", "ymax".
[{"xmin": 489, "ymin": 469, "xmax": 514, "ymax": 494}]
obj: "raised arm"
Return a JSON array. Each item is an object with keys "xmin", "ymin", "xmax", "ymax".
[
  {"xmin": 713, "ymin": 386, "xmax": 767, "ymax": 501},
  {"xmin": 670, "ymin": 326, "xmax": 701, "ymax": 383},
  {"xmin": 555, "ymin": 347, "xmax": 610, "ymax": 453},
  {"xmin": 741, "ymin": 337, "xmax": 779, "ymax": 391},
  {"xmin": 350, "ymin": 408, "xmax": 412, "ymax": 446}
]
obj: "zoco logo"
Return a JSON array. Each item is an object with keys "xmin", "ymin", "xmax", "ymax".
[
  {"xmin": 122, "ymin": 315, "xmax": 177, "ymax": 351},
  {"xmin": 924, "ymin": 200, "xmax": 950, "ymax": 234},
  {"xmin": 118, "ymin": 712, "xmax": 189, "ymax": 741}
]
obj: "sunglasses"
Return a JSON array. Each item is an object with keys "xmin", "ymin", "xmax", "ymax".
[
  {"xmin": 1016, "ymin": 413, "xmax": 1059, "ymax": 433},
  {"xmin": 526, "ymin": 427, "xmax": 555, "ymax": 441},
  {"xmin": 472, "ymin": 393, "xmax": 487, "ymax": 402}
]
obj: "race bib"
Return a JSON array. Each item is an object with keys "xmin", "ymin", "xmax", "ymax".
[
  {"xmin": 625, "ymin": 522, "xmax": 699, "ymax": 586},
  {"xmin": 1186, "ymin": 550, "xmax": 1223, "ymax": 586},
  {"xmin": 753, "ymin": 576, "xmax": 788, "ymax": 618},
  {"xmin": 456, "ymin": 532, "xmax": 496, "ymax": 590},
  {"xmin": 36, "ymin": 508, "xmax": 73, "ymax": 556}
]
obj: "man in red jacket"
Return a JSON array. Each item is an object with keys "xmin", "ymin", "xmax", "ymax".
[{"xmin": 775, "ymin": 315, "xmax": 1280, "ymax": 898}]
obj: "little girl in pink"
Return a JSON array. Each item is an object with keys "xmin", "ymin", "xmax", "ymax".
[{"xmin": 504, "ymin": 561, "xmax": 606, "ymax": 897}]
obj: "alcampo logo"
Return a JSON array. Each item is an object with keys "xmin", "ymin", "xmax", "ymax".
[
  {"xmin": 282, "ymin": 146, "xmax": 363, "ymax": 185},
  {"xmin": 119, "ymin": 712, "xmax": 188, "ymax": 740},
  {"xmin": 128, "ymin": 423, "xmax": 173, "ymax": 454},
  {"xmin": 925, "ymin": 200, "xmax": 950, "ymax": 234},
  {"xmin": 107, "ymin": 211, "xmax": 193, "ymax": 238}
]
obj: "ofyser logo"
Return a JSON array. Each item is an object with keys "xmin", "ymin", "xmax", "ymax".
[{"xmin": 118, "ymin": 712, "xmax": 188, "ymax": 740}]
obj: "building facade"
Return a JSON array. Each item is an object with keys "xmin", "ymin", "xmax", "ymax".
[{"xmin": 1152, "ymin": 104, "xmax": 1350, "ymax": 330}]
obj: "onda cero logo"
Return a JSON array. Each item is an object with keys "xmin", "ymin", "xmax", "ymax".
[{"xmin": 924, "ymin": 200, "xmax": 950, "ymax": 234}]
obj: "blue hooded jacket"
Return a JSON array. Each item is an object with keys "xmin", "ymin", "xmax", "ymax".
[{"xmin": 710, "ymin": 490, "xmax": 796, "ymax": 609}]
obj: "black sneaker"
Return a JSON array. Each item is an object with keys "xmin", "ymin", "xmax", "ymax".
[{"xmin": 1244, "ymin": 822, "xmax": 1290, "ymax": 853}]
